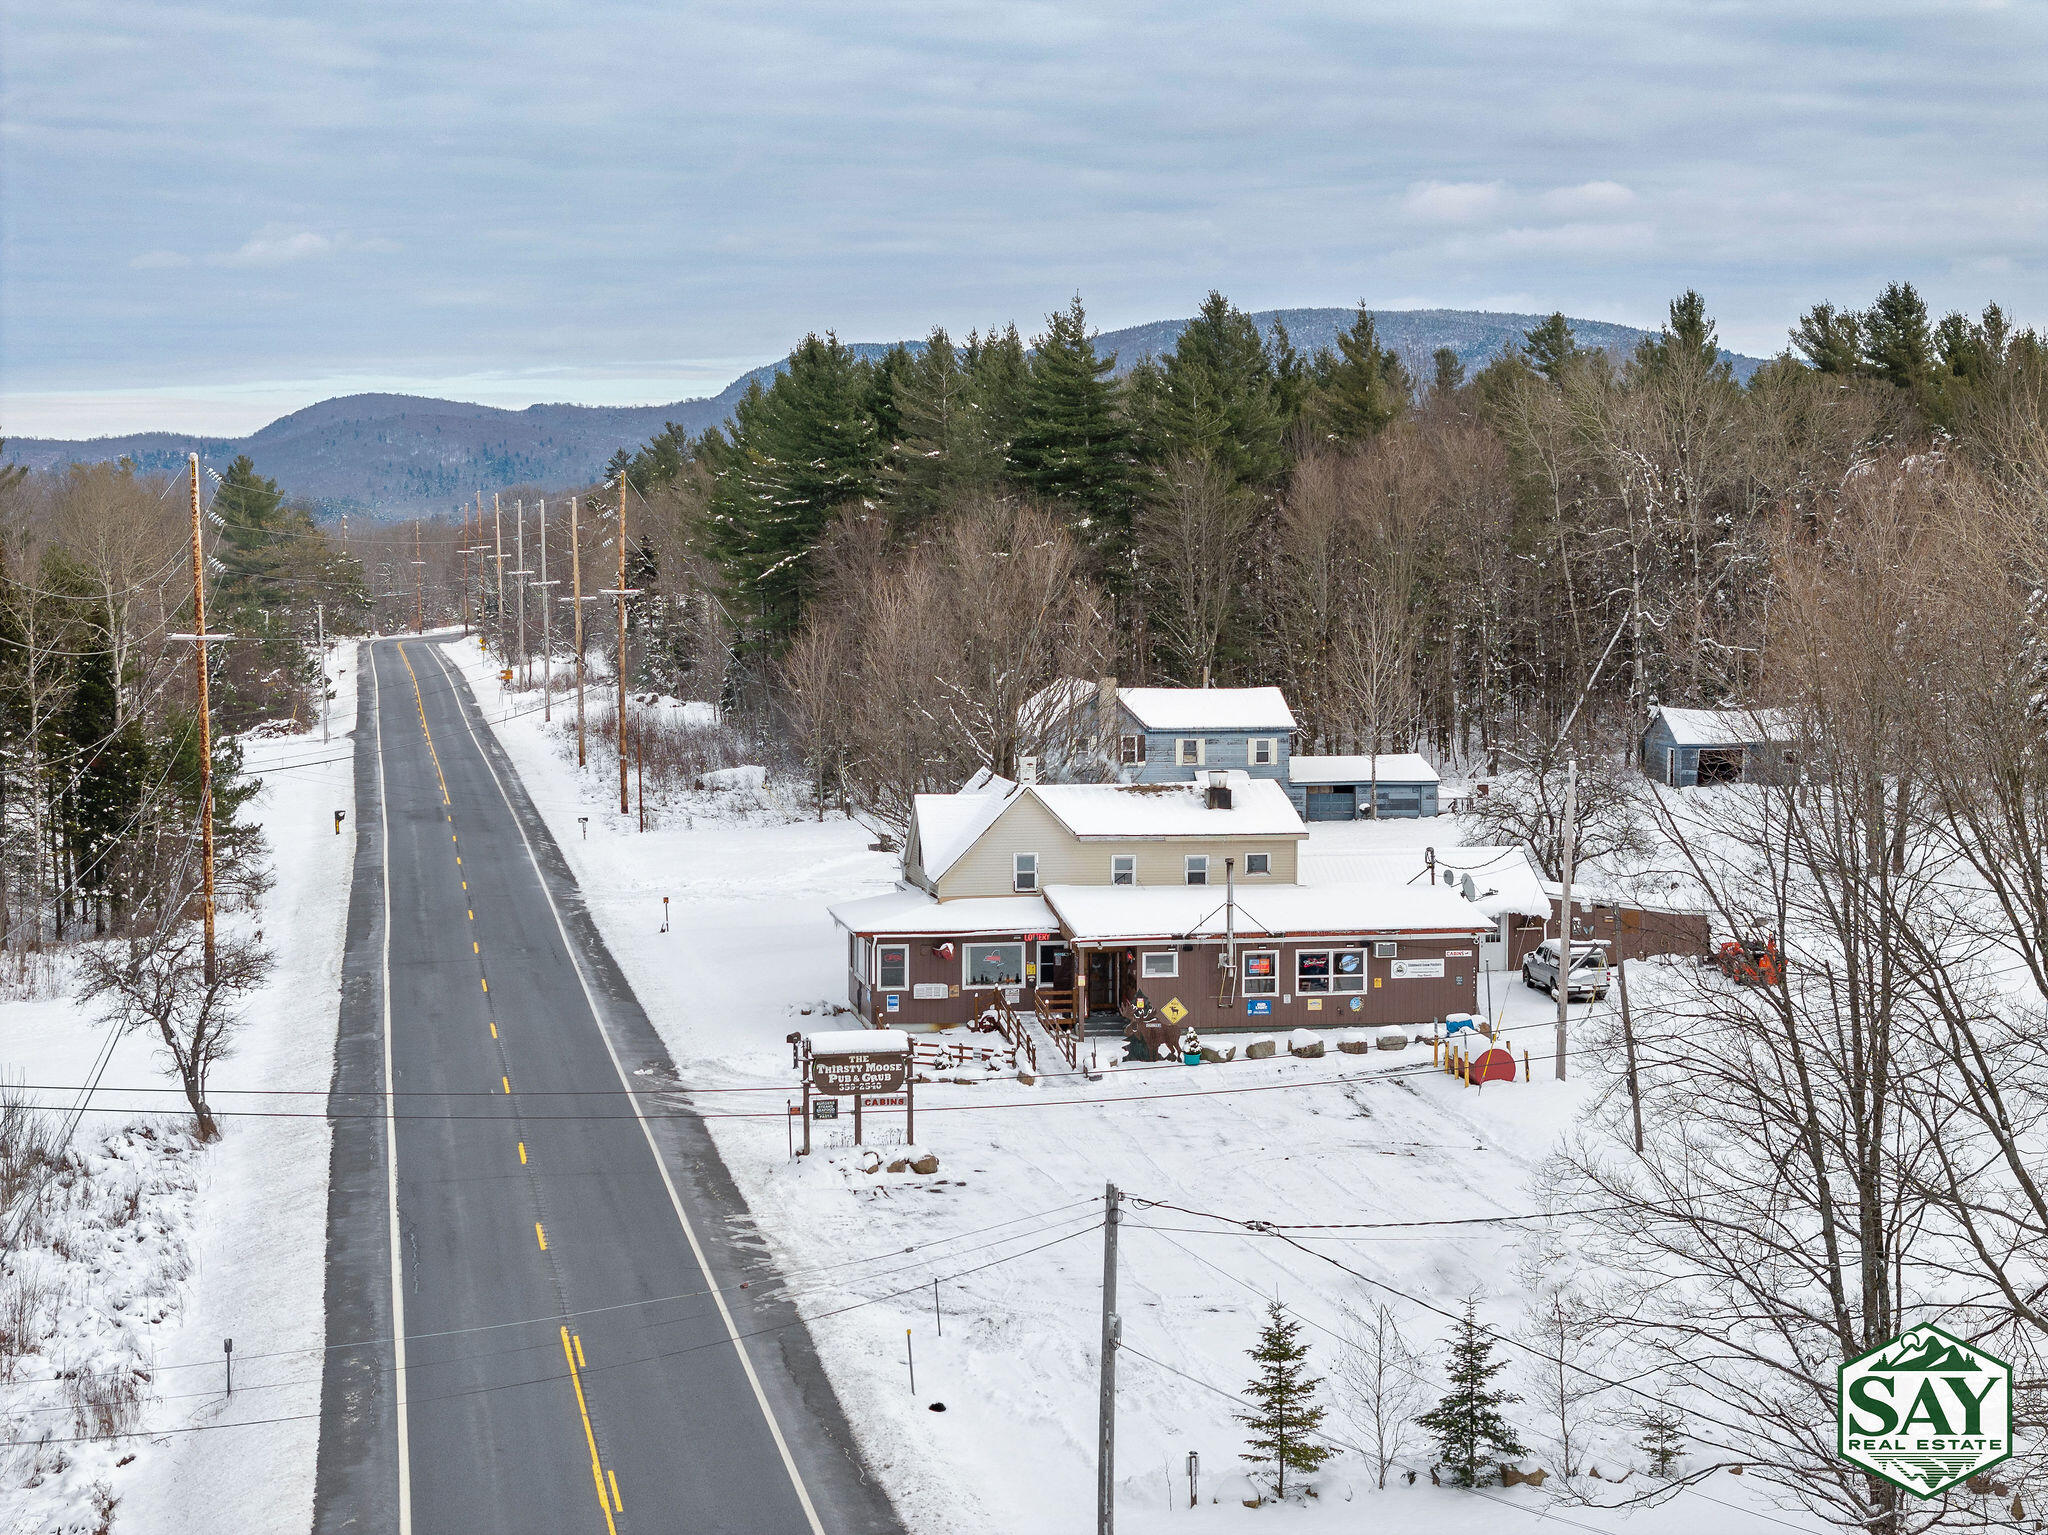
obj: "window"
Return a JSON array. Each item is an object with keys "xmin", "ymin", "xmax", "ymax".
[
  {"xmin": 1250, "ymin": 737, "xmax": 1275, "ymax": 766},
  {"xmin": 876, "ymin": 944, "xmax": 908, "ymax": 991},
  {"xmin": 1185, "ymin": 855, "xmax": 1209, "ymax": 886},
  {"xmin": 1244, "ymin": 852, "xmax": 1271, "ymax": 877},
  {"xmin": 1120, "ymin": 734, "xmax": 1147, "ymax": 765},
  {"xmin": 965, "ymin": 942, "xmax": 1026, "ymax": 988},
  {"xmin": 1036, "ymin": 941, "xmax": 1070, "ymax": 982},
  {"xmin": 853, "ymin": 934, "xmax": 869, "ymax": 976},
  {"xmin": 1141, "ymin": 950, "xmax": 1179, "ymax": 979},
  {"xmin": 1242, "ymin": 950, "xmax": 1278, "ymax": 996},
  {"xmin": 1013, "ymin": 853, "xmax": 1038, "ymax": 892},
  {"xmin": 1111, "ymin": 854, "xmax": 1136, "ymax": 886},
  {"xmin": 1296, "ymin": 948, "xmax": 1367, "ymax": 994},
  {"xmin": 1176, "ymin": 737, "xmax": 1205, "ymax": 766}
]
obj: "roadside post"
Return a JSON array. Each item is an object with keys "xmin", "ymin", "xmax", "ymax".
[{"xmin": 223, "ymin": 1338, "xmax": 233, "ymax": 1396}]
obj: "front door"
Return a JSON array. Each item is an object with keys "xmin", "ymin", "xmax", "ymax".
[{"xmin": 1086, "ymin": 950, "xmax": 1120, "ymax": 1013}]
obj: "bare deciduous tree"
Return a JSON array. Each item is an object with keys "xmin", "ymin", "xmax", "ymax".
[{"xmin": 1331, "ymin": 1301, "xmax": 1426, "ymax": 1490}]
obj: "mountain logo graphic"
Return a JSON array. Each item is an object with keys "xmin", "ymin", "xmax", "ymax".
[{"xmin": 1837, "ymin": 1325, "xmax": 2012, "ymax": 1498}]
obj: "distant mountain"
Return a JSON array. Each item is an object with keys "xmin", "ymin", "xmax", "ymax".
[{"xmin": 6, "ymin": 309, "xmax": 1765, "ymax": 518}]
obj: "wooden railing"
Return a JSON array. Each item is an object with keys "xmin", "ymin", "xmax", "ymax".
[
  {"xmin": 984, "ymin": 992, "xmax": 1039, "ymax": 1075},
  {"xmin": 1033, "ymin": 987, "xmax": 1081, "ymax": 1068}
]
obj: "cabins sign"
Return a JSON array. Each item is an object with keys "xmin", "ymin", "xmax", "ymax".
[{"xmin": 809, "ymin": 1051, "xmax": 909, "ymax": 1096}]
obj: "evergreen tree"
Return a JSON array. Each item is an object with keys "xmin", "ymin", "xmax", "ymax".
[
  {"xmin": 1309, "ymin": 302, "xmax": 1408, "ymax": 446},
  {"xmin": 705, "ymin": 334, "xmax": 885, "ymax": 643},
  {"xmin": 887, "ymin": 327, "xmax": 979, "ymax": 532},
  {"xmin": 1861, "ymin": 281, "xmax": 1935, "ymax": 395},
  {"xmin": 1417, "ymin": 1300, "xmax": 1528, "ymax": 1487},
  {"xmin": 1132, "ymin": 291, "xmax": 1288, "ymax": 486},
  {"xmin": 1236, "ymin": 1301, "xmax": 1335, "ymax": 1499},
  {"xmin": 1521, "ymin": 312, "xmax": 1583, "ymax": 383},
  {"xmin": 961, "ymin": 323, "xmax": 1032, "ymax": 484},
  {"xmin": 866, "ymin": 342, "xmax": 916, "ymax": 462},
  {"xmin": 1431, "ymin": 346, "xmax": 1466, "ymax": 398},
  {"xmin": 57, "ymin": 634, "xmax": 147, "ymax": 932},
  {"xmin": 1637, "ymin": 289, "xmax": 1732, "ymax": 382},
  {"xmin": 1009, "ymin": 297, "xmax": 1137, "ymax": 545},
  {"xmin": 1790, "ymin": 301, "xmax": 1863, "ymax": 374},
  {"xmin": 1635, "ymin": 1400, "xmax": 1685, "ymax": 1478},
  {"xmin": 1267, "ymin": 319, "xmax": 1311, "ymax": 433}
]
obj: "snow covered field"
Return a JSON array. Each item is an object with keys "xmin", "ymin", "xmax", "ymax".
[
  {"xmin": 448, "ymin": 643, "xmax": 1825, "ymax": 1535},
  {"xmin": 0, "ymin": 643, "xmax": 358, "ymax": 1535}
]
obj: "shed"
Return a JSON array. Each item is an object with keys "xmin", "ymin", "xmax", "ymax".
[
  {"xmin": 1640, "ymin": 706, "xmax": 1795, "ymax": 788},
  {"xmin": 1287, "ymin": 754, "xmax": 1440, "ymax": 820}
]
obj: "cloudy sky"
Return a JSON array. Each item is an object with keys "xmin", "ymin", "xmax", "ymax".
[{"xmin": 3, "ymin": 1, "xmax": 2043, "ymax": 437}]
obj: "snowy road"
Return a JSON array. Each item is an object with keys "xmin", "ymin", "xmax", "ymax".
[{"xmin": 311, "ymin": 638, "xmax": 898, "ymax": 1535}]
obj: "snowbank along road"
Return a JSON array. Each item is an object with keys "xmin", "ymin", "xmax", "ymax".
[{"xmin": 312, "ymin": 637, "xmax": 900, "ymax": 1534}]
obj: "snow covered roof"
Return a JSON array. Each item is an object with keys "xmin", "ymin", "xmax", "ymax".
[
  {"xmin": 1650, "ymin": 706, "xmax": 1794, "ymax": 748},
  {"xmin": 808, "ymin": 1028, "xmax": 910, "ymax": 1056},
  {"xmin": 1300, "ymin": 844, "xmax": 1548, "ymax": 920},
  {"xmin": 1042, "ymin": 883, "xmax": 1488, "ymax": 943},
  {"xmin": 1032, "ymin": 774, "xmax": 1306, "ymax": 840},
  {"xmin": 1118, "ymin": 686, "xmax": 1297, "ymax": 732},
  {"xmin": 910, "ymin": 775, "xmax": 1020, "ymax": 879},
  {"xmin": 1288, "ymin": 754, "xmax": 1439, "ymax": 786},
  {"xmin": 828, "ymin": 889, "xmax": 1057, "ymax": 937}
]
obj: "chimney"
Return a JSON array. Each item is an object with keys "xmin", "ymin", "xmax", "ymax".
[
  {"xmin": 1205, "ymin": 769, "xmax": 1232, "ymax": 810},
  {"xmin": 1017, "ymin": 754, "xmax": 1040, "ymax": 786},
  {"xmin": 1095, "ymin": 676, "xmax": 1119, "ymax": 751}
]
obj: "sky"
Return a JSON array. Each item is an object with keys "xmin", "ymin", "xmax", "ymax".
[{"xmin": 3, "ymin": 1, "xmax": 2045, "ymax": 439}]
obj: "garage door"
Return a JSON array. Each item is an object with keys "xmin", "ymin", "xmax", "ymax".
[{"xmin": 1305, "ymin": 785, "xmax": 1357, "ymax": 821}]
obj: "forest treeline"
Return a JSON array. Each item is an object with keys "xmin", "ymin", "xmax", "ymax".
[
  {"xmin": 600, "ymin": 281, "xmax": 2048, "ymax": 819},
  {"xmin": 0, "ymin": 456, "xmax": 365, "ymax": 953}
]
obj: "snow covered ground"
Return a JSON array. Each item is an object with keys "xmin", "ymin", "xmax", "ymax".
[
  {"xmin": 0, "ymin": 642, "xmax": 358, "ymax": 1535},
  {"xmin": 449, "ymin": 644, "xmax": 1827, "ymax": 1535}
]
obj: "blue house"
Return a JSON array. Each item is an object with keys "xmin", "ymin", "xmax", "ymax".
[
  {"xmin": 1639, "ymin": 706, "xmax": 1795, "ymax": 787},
  {"xmin": 1287, "ymin": 754, "xmax": 1440, "ymax": 819},
  {"xmin": 1108, "ymin": 687, "xmax": 1297, "ymax": 785}
]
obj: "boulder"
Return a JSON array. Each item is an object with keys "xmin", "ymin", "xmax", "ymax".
[
  {"xmin": 1377, "ymin": 1029, "xmax": 1408, "ymax": 1051},
  {"xmin": 1245, "ymin": 1038, "xmax": 1277, "ymax": 1060},
  {"xmin": 1198, "ymin": 1045, "xmax": 1236, "ymax": 1063},
  {"xmin": 1336, "ymin": 1038, "xmax": 1373, "ymax": 1055},
  {"xmin": 910, "ymin": 1153, "xmax": 940, "ymax": 1175},
  {"xmin": 1501, "ymin": 1465, "xmax": 1547, "ymax": 1488},
  {"xmin": 1288, "ymin": 1032, "xmax": 1326, "ymax": 1059},
  {"xmin": 886, "ymin": 1157, "xmax": 912, "ymax": 1173}
]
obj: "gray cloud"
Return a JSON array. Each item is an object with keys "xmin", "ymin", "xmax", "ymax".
[{"xmin": 4, "ymin": 1, "xmax": 2047, "ymax": 434}]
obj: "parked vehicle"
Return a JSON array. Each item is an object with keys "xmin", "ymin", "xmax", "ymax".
[{"xmin": 1522, "ymin": 939, "xmax": 1609, "ymax": 1001}]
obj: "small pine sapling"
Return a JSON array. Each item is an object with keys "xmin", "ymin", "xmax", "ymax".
[
  {"xmin": 1416, "ymin": 1299, "xmax": 1528, "ymax": 1487},
  {"xmin": 1237, "ymin": 1300, "xmax": 1335, "ymax": 1499},
  {"xmin": 1636, "ymin": 1400, "xmax": 1685, "ymax": 1478}
]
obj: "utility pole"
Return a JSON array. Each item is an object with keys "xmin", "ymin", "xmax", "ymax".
[
  {"xmin": 513, "ymin": 499, "xmax": 530, "ymax": 687},
  {"xmin": 536, "ymin": 498, "xmax": 556, "ymax": 721},
  {"xmin": 1555, "ymin": 757, "xmax": 1578, "ymax": 1082},
  {"xmin": 186, "ymin": 453, "xmax": 218, "ymax": 987},
  {"xmin": 493, "ymin": 493, "xmax": 506, "ymax": 660},
  {"xmin": 459, "ymin": 504, "xmax": 471, "ymax": 636},
  {"xmin": 317, "ymin": 603, "xmax": 328, "ymax": 745},
  {"xmin": 611, "ymin": 478, "xmax": 632, "ymax": 815},
  {"xmin": 1617, "ymin": 957, "xmax": 1644, "ymax": 1154},
  {"xmin": 1097, "ymin": 1182, "xmax": 1121, "ymax": 1535},
  {"xmin": 569, "ymin": 496, "xmax": 586, "ymax": 767},
  {"xmin": 412, "ymin": 521, "xmax": 424, "ymax": 634}
]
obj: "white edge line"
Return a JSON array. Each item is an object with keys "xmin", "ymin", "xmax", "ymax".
[
  {"xmin": 422, "ymin": 642, "xmax": 828, "ymax": 1535},
  {"xmin": 376, "ymin": 642, "xmax": 414, "ymax": 1532}
]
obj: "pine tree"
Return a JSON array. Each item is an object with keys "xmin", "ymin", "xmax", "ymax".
[
  {"xmin": 1635, "ymin": 1400, "xmax": 1685, "ymax": 1478},
  {"xmin": 1132, "ymin": 291, "xmax": 1287, "ymax": 487},
  {"xmin": 888, "ymin": 327, "xmax": 979, "ymax": 532},
  {"xmin": 1309, "ymin": 302, "xmax": 1408, "ymax": 446},
  {"xmin": 1790, "ymin": 301, "xmax": 1863, "ymax": 374},
  {"xmin": 705, "ymin": 334, "xmax": 884, "ymax": 643},
  {"xmin": 1636, "ymin": 290, "xmax": 1732, "ymax": 383},
  {"xmin": 1236, "ymin": 1301, "xmax": 1335, "ymax": 1499},
  {"xmin": 1430, "ymin": 347, "xmax": 1465, "ymax": 398},
  {"xmin": 1009, "ymin": 297, "xmax": 1137, "ymax": 549},
  {"xmin": 961, "ymin": 323, "xmax": 1031, "ymax": 486},
  {"xmin": 1861, "ymin": 281, "xmax": 1935, "ymax": 395},
  {"xmin": 1416, "ymin": 1300, "xmax": 1528, "ymax": 1487},
  {"xmin": 1521, "ymin": 312, "xmax": 1582, "ymax": 383}
]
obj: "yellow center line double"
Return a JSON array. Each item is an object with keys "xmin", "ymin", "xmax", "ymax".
[{"xmin": 561, "ymin": 1328, "xmax": 620, "ymax": 1535}]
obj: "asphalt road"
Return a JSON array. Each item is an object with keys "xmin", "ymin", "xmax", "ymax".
[{"xmin": 313, "ymin": 637, "xmax": 900, "ymax": 1535}]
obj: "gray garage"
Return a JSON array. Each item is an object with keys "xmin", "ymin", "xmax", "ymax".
[{"xmin": 1287, "ymin": 754, "xmax": 1440, "ymax": 819}]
